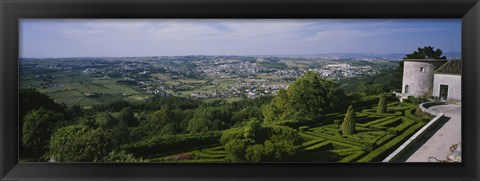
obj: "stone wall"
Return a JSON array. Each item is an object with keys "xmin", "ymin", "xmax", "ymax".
[{"xmin": 419, "ymin": 102, "xmax": 445, "ymax": 116}]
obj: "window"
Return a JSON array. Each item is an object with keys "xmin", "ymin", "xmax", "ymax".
[
  {"xmin": 405, "ymin": 85, "xmax": 409, "ymax": 94},
  {"xmin": 420, "ymin": 67, "xmax": 425, "ymax": 72}
]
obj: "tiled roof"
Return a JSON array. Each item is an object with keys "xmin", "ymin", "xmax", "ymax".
[{"xmin": 435, "ymin": 60, "xmax": 462, "ymax": 74}]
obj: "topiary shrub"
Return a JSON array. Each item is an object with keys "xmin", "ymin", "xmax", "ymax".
[
  {"xmin": 341, "ymin": 105, "xmax": 356, "ymax": 135},
  {"xmin": 376, "ymin": 94, "xmax": 387, "ymax": 113}
]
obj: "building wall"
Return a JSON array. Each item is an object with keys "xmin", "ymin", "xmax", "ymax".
[
  {"xmin": 402, "ymin": 61, "xmax": 443, "ymax": 97},
  {"xmin": 432, "ymin": 74, "xmax": 461, "ymax": 101}
]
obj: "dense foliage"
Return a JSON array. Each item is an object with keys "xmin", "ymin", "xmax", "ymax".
[
  {"xmin": 49, "ymin": 124, "xmax": 115, "ymax": 162},
  {"xmin": 263, "ymin": 72, "xmax": 346, "ymax": 125},
  {"xmin": 22, "ymin": 108, "xmax": 64, "ymax": 160},
  {"xmin": 220, "ymin": 119, "xmax": 302, "ymax": 162},
  {"xmin": 19, "ymin": 61, "xmax": 431, "ymax": 163},
  {"xmin": 404, "ymin": 46, "xmax": 446, "ymax": 59}
]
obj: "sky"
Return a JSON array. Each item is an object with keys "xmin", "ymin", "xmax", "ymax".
[{"xmin": 20, "ymin": 19, "xmax": 461, "ymax": 58}]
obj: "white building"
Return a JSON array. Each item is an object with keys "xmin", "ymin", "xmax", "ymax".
[
  {"xmin": 432, "ymin": 61, "xmax": 462, "ymax": 101},
  {"xmin": 397, "ymin": 59, "xmax": 461, "ymax": 102}
]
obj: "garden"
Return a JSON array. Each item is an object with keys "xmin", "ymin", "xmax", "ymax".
[{"xmin": 154, "ymin": 101, "xmax": 430, "ymax": 162}]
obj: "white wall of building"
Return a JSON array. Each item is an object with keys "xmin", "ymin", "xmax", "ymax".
[
  {"xmin": 402, "ymin": 61, "xmax": 443, "ymax": 97},
  {"xmin": 432, "ymin": 74, "xmax": 461, "ymax": 101}
]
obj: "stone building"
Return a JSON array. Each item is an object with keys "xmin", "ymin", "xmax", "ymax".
[{"xmin": 397, "ymin": 59, "xmax": 461, "ymax": 101}]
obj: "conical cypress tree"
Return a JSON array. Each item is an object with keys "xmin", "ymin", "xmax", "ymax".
[
  {"xmin": 341, "ymin": 105, "xmax": 356, "ymax": 135},
  {"xmin": 377, "ymin": 94, "xmax": 387, "ymax": 113}
]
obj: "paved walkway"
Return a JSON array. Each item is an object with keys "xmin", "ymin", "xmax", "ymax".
[{"xmin": 403, "ymin": 104, "xmax": 461, "ymax": 162}]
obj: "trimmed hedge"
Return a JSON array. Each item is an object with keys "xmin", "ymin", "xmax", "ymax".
[
  {"xmin": 404, "ymin": 108, "xmax": 422, "ymax": 121},
  {"xmin": 307, "ymin": 132, "xmax": 364, "ymax": 148},
  {"xmin": 395, "ymin": 117, "xmax": 417, "ymax": 132},
  {"xmin": 357, "ymin": 122, "xmax": 424, "ymax": 162},
  {"xmin": 301, "ymin": 139, "xmax": 326, "ymax": 148},
  {"xmin": 370, "ymin": 117, "xmax": 402, "ymax": 129},
  {"xmin": 182, "ymin": 158, "xmax": 228, "ymax": 162},
  {"xmin": 357, "ymin": 116, "xmax": 395, "ymax": 127},
  {"xmin": 339, "ymin": 151, "xmax": 365, "ymax": 162},
  {"xmin": 299, "ymin": 132, "xmax": 321, "ymax": 140},
  {"xmin": 330, "ymin": 148, "xmax": 363, "ymax": 155},
  {"xmin": 375, "ymin": 134, "xmax": 395, "ymax": 145},
  {"xmin": 192, "ymin": 150, "xmax": 227, "ymax": 159},
  {"xmin": 124, "ymin": 131, "xmax": 222, "ymax": 157},
  {"xmin": 304, "ymin": 141, "xmax": 332, "ymax": 151}
]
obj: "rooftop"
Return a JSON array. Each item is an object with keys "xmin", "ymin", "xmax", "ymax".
[
  {"xmin": 403, "ymin": 59, "xmax": 447, "ymax": 62},
  {"xmin": 435, "ymin": 60, "xmax": 462, "ymax": 75}
]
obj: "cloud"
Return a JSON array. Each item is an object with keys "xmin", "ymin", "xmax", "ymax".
[{"xmin": 19, "ymin": 19, "xmax": 461, "ymax": 57}]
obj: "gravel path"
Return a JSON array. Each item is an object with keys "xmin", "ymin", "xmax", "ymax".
[{"xmin": 404, "ymin": 104, "xmax": 461, "ymax": 162}]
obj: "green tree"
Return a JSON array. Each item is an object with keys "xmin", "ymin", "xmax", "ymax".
[
  {"xmin": 187, "ymin": 106, "xmax": 233, "ymax": 133},
  {"xmin": 66, "ymin": 104, "xmax": 83, "ymax": 121},
  {"xmin": 19, "ymin": 88, "xmax": 66, "ymax": 161},
  {"xmin": 19, "ymin": 88, "xmax": 65, "ymax": 121},
  {"xmin": 140, "ymin": 105, "xmax": 186, "ymax": 136},
  {"xmin": 22, "ymin": 108, "xmax": 64, "ymax": 160},
  {"xmin": 263, "ymin": 72, "xmax": 346, "ymax": 124},
  {"xmin": 262, "ymin": 89, "xmax": 289, "ymax": 123},
  {"xmin": 377, "ymin": 94, "xmax": 387, "ymax": 113},
  {"xmin": 98, "ymin": 112, "xmax": 118, "ymax": 128},
  {"xmin": 118, "ymin": 107, "xmax": 137, "ymax": 127},
  {"xmin": 404, "ymin": 46, "xmax": 446, "ymax": 59},
  {"xmin": 48, "ymin": 124, "xmax": 115, "ymax": 162},
  {"xmin": 341, "ymin": 105, "xmax": 356, "ymax": 135},
  {"xmin": 221, "ymin": 119, "xmax": 302, "ymax": 162}
]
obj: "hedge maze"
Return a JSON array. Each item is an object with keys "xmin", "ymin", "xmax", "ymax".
[{"xmin": 157, "ymin": 102, "xmax": 428, "ymax": 162}]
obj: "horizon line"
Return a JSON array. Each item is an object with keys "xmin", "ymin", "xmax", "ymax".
[{"xmin": 19, "ymin": 52, "xmax": 462, "ymax": 59}]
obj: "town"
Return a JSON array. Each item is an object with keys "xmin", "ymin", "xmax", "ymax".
[{"xmin": 20, "ymin": 55, "xmax": 397, "ymax": 106}]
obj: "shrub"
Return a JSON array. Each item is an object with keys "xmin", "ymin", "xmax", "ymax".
[
  {"xmin": 221, "ymin": 120, "xmax": 303, "ymax": 162},
  {"xmin": 376, "ymin": 94, "xmax": 387, "ymax": 113},
  {"xmin": 49, "ymin": 125, "xmax": 115, "ymax": 162},
  {"xmin": 341, "ymin": 105, "xmax": 356, "ymax": 135}
]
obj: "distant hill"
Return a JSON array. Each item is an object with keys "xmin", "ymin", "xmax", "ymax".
[
  {"xmin": 276, "ymin": 52, "xmax": 461, "ymax": 61},
  {"xmin": 20, "ymin": 52, "xmax": 461, "ymax": 61}
]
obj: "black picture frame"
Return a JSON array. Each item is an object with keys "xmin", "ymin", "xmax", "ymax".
[{"xmin": 1, "ymin": 0, "xmax": 479, "ymax": 180}]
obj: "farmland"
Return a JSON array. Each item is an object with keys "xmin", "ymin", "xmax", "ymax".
[{"xmin": 19, "ymin": 56, "xmax": 398, "ymax": 107}]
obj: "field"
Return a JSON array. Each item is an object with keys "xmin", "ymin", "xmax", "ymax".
[{"xmin": 150, "ymin": 101, "xmax": 428, "ymax": 162}]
